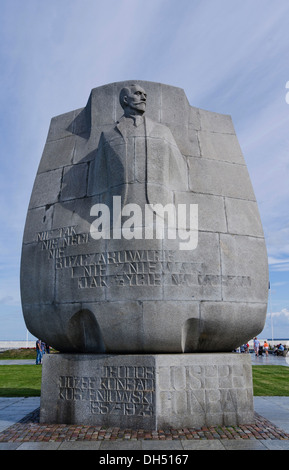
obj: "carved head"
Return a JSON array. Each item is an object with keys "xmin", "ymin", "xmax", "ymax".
[{"xmin": 119, "ymin": 84, "xmax": 147, "ymax": 115}]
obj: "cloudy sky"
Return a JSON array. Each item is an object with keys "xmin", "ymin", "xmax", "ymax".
[{"xmin": 1, "ymin": 0, "xmax": 289, "ymax": 341}]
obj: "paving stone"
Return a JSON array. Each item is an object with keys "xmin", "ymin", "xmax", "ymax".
[{"xmin": 1, "ymin": 408, "xmax": 288, "ymax": 445}]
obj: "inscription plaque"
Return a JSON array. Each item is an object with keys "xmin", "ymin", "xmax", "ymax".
[
  {"xmin": 36, "ymin": 227, "xmax": 251, "ymax": 290},
  {"xmin": 59, "ymin": 366, "xmax": 155, "ymax": 417}
]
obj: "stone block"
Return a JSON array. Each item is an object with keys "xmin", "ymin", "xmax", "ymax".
[
  {"xmin": 103, "ymin": 238, "xmax": 165, "ymax": 303},
  {"xmin": 199, "ymin": 302, "xmax": 267, "ymax": 351},
  {"xmin": 198, "ymin": 130, "xmax": 245, "ymax": 164},
  {"xmin": 40, "ymin": 353, "xmax": 156, "ymax": 429},
  {"xmin": 40, "ymin": 353, "xmax": 254, "ymax": 430},
  {"xmin": 225, "ymin": 198, "xmax": 264, "ymax": 237},
  {"xmin": 28, "ymin": 168, "xmax": 62, "ymax": 209},
  {"xmin": 160, "ymin": 83, "xmax": 191, "ymax": 155},
  {"xmin": 199, "ymin": 108, "xmax": 236, "ymax": 134},
  {"xmin": 188, "ymin": 157, "xmax": 256, "ymax": 200},
  {"xmin": 20, "ymin": 242, "xmax": 55, "ymax": 304},
  {"xmin": 189, "ymin": 106, "xmax": 201, "ymax": 131},
  {"xmin": 162, "ymin": 232, "xmax": 221, "ymax": 301},
  {"xmin": 85, "ymin": 301, "xmax": 145, "ymax": 353},
  {"xmin": 38, "ymin": 136, "xmax": 76, "ymax": 173},
  {"xmin": 220, "ymin": 233, "xmax": 269, "ymax": 302},
  {"xmin": 174, "ymin": 191, "xmax": 227, "ymax": 233},
  {"xmin": 142, "ymin": 301, "xmax": 199, "ymax": 353},
  {"xmin": 60, "ymin": 163, "xmax": 88, "ymax": 201},
  {"xmin": 72, "ymin": 132, "xmax": 99, "ymax": 164},
  {"xmin": 46, "ymin": 110, "xmax": 77, "ymax": 142},
  {"xmin": 22, "ymin": 205, "xmax": 54, "ymax": 244},
  {"xmin": 22, "ymin": 302, "xmax": 82, "ymax": 352},
  {"xmin": 89, "ymin": 83, "xmax": 118, "ymax": 127},
  {"xmin": 51, "ymin": 196, "xmax": 95, "ymax": 234}
]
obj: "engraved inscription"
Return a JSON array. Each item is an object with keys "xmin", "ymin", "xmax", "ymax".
[
  {"xmin": 36, "ymin": 226, "xmax": 251, "ymax": 290},
  {"xmin": 59, "ymin": 366, "xmax": 155, "ymax": 417},
  {"xmin": 159, "ymin": 364, "xmax": 252, "ymax": 416}
]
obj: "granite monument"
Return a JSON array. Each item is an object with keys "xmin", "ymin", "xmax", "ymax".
[{"xmin": 20, "ymin": 81, "xmax": 268, "ymax": 428}]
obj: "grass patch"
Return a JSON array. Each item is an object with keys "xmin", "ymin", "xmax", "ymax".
[
  {"xmin": 0, "ymin": 348, "xmax": 37, "ymax": 359},
  {"xmin": 0, "ymin": 364, "xmax": 288, "ymax": 398},
  {"xmin": 0, "ymin": 365, "xmax": 42, "ymax": 397},
  {"xmin": 0, "ymin": 348, "xmax": 57, "ymax": 359},
  {"xmin": 252, "ymin": 365, "xmax": 289, "ymax": 396}
]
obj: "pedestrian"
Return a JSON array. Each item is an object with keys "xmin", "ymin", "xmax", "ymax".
[
  {"xmin": 36, "ymin": 339, "xmax": 42, "ymax": 365},
  {"xmin": 263, "ymin": 340, "xmax": 269, "ymax": 356},
  {"xmin": 254, "ymin": 337, "xmax": 260, "ymax": 356},
  {"xmin": 277, "ymin": 344, "xmax": 285, "ymax": 356}
]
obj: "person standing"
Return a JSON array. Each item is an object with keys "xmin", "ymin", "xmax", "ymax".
[
  {"xmin": 254, "ymin": 337, "xmax": 260, "ymax": 356},
  {"xmin": 36, "ymin": 339, "xmax": 42, "ymax": 365},
  {"xmin": 263, "ymin": 340, "xmax": 269, "ymax": 356}
]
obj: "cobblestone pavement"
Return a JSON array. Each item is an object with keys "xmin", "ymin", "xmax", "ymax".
[{"xmin": 0, "ymin": 407, "xmax": 289, "ymax": 444}]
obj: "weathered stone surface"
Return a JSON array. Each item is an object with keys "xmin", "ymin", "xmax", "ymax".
[
  {"xmin": 40, "ymin": 353, "xmax": 254, "ymax": 429},
  {"xmin": 38, "ymin": 136, "xmax": 76, "ymax": 173},
  {"xmin": 174, "ymin": 192, "xmax": 227, "ymax": 233},
  {"xmin": 198, "ymin": 130, "xmax": 245, "ymax": 164},
  {"xmin": 225, "ymin": 198, "xmax": 264, "ymax": 237},
  {"xmin": 188, "ymin": 158, "xmax": 256, "ymax": 200},
  {"xmin": 21, "ymin": 80, "xmax": 268, "ymax": 353},
  {"xmin": 28, "ymin": 168, "xmax": 62, "ymax": 209}
]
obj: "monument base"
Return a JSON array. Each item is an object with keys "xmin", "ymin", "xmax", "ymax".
[{"xmin": 40, "ymin": 353, "xmax": 254, "ymax": 430}]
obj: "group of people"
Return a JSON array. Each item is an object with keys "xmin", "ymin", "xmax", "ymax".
[
  {"xmin": 273, "ymin": 343, "xmax": 286, "ymax": 356},
  {"xmin": 253, "ymin": 337, "xmax": 287, "ymax": 357},
  {"xmin": 239, "ymin": 343, "xmax": 250, "ymax": 353},
  {"xmin": 254, "ymin": 337, "xmax": 269, "ymax": 356},
  {"xmin": 36, "ymin": 339, "xmax": 50, "ymax": 364}
]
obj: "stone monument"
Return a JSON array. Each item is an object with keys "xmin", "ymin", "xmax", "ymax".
[{"xmin": 20, "ymin": 81, "xmax": 268, "ymax": 429}]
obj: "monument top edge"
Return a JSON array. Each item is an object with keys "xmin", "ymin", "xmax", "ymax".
[
  {"xmin": 50, "ymin": 79, "xmax": 232, "ymax": 121},
  {"xmin": 90, "ymin": 79, "xmax": 185, "ymax": 92}
]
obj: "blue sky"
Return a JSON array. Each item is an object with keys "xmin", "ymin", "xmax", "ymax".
[{"xmin": 0, "ymin": 0, "xmax": 289, "ymax": 341}]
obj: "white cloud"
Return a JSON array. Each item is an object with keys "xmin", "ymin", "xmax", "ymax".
[
  {"xmin": 268, "ymin": 259, "xmax": 289, "ymax": 272},
  {"xmin": 262, "ymin": 308, "xmax": 289, "ymax": 339},
  {"xmin": 271, "ymin": 308, "xmax": 289, "ymax": 319}
]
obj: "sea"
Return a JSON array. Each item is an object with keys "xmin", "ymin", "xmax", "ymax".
[{"xmin": 1, "ymin": 339, "xmax": 289, "ymax": 351}]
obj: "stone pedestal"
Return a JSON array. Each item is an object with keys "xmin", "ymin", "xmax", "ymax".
[{"xmin": 40, "ymin": 353, "xmax": 254, "ymax": 429}]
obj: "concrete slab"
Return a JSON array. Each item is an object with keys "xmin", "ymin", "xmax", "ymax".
[
  {"xmin": 58, "ymin": 441, "xmax": 102, "ymax": 450},
  {"xmin": 16, "ymin": 442, "xmax": 61, "ymax": 450},
  {"xmin": 250, "ymin": 353, "xmax": 289, "ymax": 367},
  {"xmin": 261, "ymin": 440, "xmax": 289, "ymax": 450},
  {"xmin": 221, "ymin": 439, "xmax": 267, "ymax": 450},
  {"xmin": 0, "ymin": 397, "xmax": 40, "ymax": 433},
  {"xmin": 254, "ymin": 396, "xmax": 289, "ymax": 433},
  {"xmin": 180, "ymin": 439, "xmax": 225, "ymax": 450},
  {"xmin": 141, "ymin": 440, "xmax": 183, "ymax": 450},
  {"xmin": 0, "ymin": 442, "xmax": 20, "ymax": 450},
  {"xmin": 98, "ymin": 440, "xmax": 143, "ymax": 451}
]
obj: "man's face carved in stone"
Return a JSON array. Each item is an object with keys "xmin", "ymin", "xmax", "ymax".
[{"xmin": 123, "ymin": 85, "xmax": 147, "ymax": 115}]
